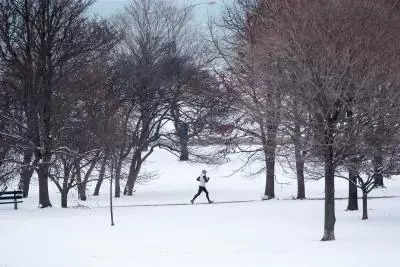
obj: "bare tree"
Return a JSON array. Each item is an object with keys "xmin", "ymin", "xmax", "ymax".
[
  {"xmin": 209, "ymin": 0, "xmax": 284, "ymax": 199},
  {"xmin": 117, "ymin": 0, "xmax": 207, "ymax": 195},
  {"xmin": 277, "ymin": 91, "xmax": 313, "ymax": 200}
]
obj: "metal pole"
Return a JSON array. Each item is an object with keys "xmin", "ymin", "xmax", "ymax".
[
  {"xmin": 14, "ymin": 192, "xmax": 17, "ymax": 210},
  {"xmin": 110, "ymin": 158, "xmax": 115, "ymax": 226}
]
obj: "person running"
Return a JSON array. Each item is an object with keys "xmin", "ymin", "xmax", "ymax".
[{"xmin": 191, "ymin": 169, "xmax": 213, "ymax": 204}]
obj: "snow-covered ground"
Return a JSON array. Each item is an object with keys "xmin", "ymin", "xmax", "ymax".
[{"xmin": 1, "ymin": 149, "xmax": 399, "ymax": 267}]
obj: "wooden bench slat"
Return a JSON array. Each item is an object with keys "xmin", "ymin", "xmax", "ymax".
[
  {"xmin": 0, "ymin": 201, "xmax": 23, "ymax": 205},
  {"xmin": 0, "ymin": 196, "xmax": 24, "ymax": 200},
  {"xmin": 0, "ymin": 191, "xmax": 23, "ymax": 196}
]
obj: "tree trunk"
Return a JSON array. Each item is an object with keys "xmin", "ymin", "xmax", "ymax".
[
  {"xmin": 347, "ymin": 168, "xmax": 358, "ymax": 211},
  {"xmin": 178, "ymin": 123, "xmax": 189, "ymax": 161},
  {"xmin": 124, "ymin": 153, "xmax": 142, "ymax": 196},
  {"xmin": 179, "ymin": 137, "xmax": 189, "ymax": 161},
  {"xmin": 93, "ymin": 156, "xmax": 107, "ymax": 196},
  {"xmin": 295, "ymin": 155, "xmax": 305, "ymax": 199},
  {"xmin": 263, "ymin": 125, "xmax": 277, "ymax": 199},
  {"xmin": 18, "ymin": 149, "xmax": 35, "ymax": 198},
  {"xmin": 19, "ymin": 80, "xmax": 38, "ymax": 198},
  {"xmin": 321, "ymin": 133, "xmax": 335, "ymax": 241},
  {"xmin": 293, "ymin": 101, "xmax": 305, "ymax": 199},
  {"xmin": 115, "ymin": 158, "xmax": 122, "ymax": 198},
  {"xmin": 37, "ymin": 71, "xmax": 53, "ymax": 208},
  {"xmin": 362, "ymin": 192, "xmax": 368, "ymax": 220},
  {"xmin": 373, "ymin": 118, "xmax": 384, "ymax": 187},
  {"xmin": 61, "ymin": 190, "xmax": 68, "ymax": 208},
  {"xmin": 75, "ymin": 160, "xmax": 86, "ymax": 201},
  {"xmin": 373, "ymin": 152, "xmax": 384, "ymax": 187},
  {"xmin": 124, "ymin": 167, "xmax": 140, "ymax": 196},
  {"xmin": 80, "ymin": 154, "xmax": 99, "ymax": 200},
  {"xmin": 293, "ymin": 106, "xmax": 306, "ymax": 199},
  {"xmin": 59, "ymin": 163, "xmax": 72, "ymax": 208},
  {"xmin": 37, "ymin": 156, "xmax": 52, "ymax": 208},
  {"xmin": 264, "ymin": 150, "xmax": 275, "ymax": 199}
]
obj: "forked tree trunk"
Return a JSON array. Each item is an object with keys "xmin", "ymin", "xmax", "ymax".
[
  {"xmin": 80, "ymin": 156, "xmax": 99, "ymax": 200},
  {"xmin": 124, "ymin": 149, "xmax": 144, "ymax": 196},
  {"xmin": 321, "ymin": 131, "xmax": 335, "ymax": 241},
  {"xmin": 124, "ymin": 156, "xmax": 142, "ymax": 196},
  {"xmin": 347, "ymin": 168, "xmax": 358, "ymax": 211},
  {"xmin": 59, "ymin": 164, "xmax": 72, "ymax": 208}
]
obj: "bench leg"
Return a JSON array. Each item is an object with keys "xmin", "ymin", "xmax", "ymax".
[{"xmin": 14, "ymin": 200, "xmax": 17, "ymax": 210}]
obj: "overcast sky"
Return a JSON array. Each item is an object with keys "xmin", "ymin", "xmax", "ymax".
[{"xmin": 90, "ymin": 0, "xmax": 227, "ymax": 22}]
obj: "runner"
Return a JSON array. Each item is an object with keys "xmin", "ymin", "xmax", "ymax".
[{"xmin": 191, "ymin": 169, "xmax": 213, "ymax": 204}]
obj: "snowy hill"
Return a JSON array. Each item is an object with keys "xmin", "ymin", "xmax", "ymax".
[{"xmin": 8, "ymin": 148, "xmax": 400, "ymax": 208}]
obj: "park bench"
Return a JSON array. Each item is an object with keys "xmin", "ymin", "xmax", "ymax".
[{"xmin": 0, "ymin": 190, "xmax": 23, "ymax": 210}]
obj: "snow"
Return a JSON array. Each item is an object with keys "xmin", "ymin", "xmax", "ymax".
[{"xmin": 1, "ymin": 149, "xmax": 399, "ymax": 267}]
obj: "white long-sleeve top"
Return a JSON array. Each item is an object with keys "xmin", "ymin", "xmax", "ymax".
[{"xmin": 197, "ymin": 175, "xmax": 209, "ymax": 187}]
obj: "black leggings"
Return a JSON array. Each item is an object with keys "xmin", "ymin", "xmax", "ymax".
[{"xmin": 192, "ymin": 186, "xmax": 211, "ymax": 202}]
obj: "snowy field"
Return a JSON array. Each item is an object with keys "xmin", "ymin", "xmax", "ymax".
[{"xmin": 1, "ymin": 149, "xmax": 399, "ymax": 267}]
